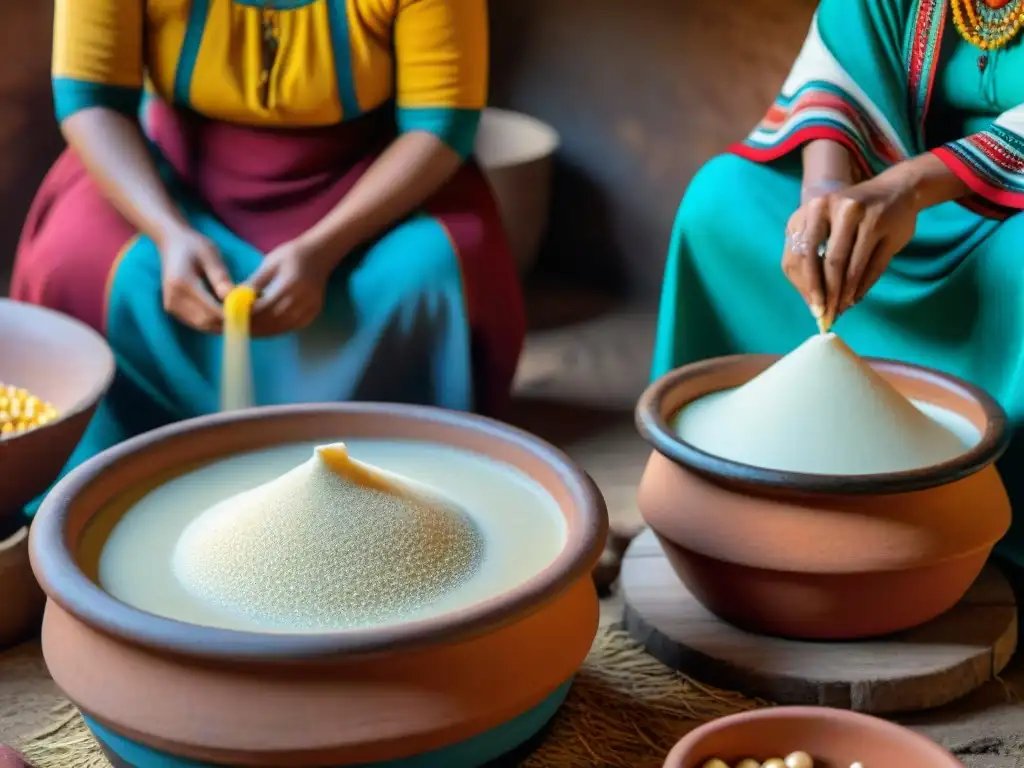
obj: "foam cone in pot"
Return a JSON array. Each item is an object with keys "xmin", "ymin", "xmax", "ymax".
[
  {"xmin": 673, "ymin": 333, "xmax": 972, "ymax": 475},
  {"xmin": 635, "ymin": 337, "xmax": 1011, "ymax": 639}
]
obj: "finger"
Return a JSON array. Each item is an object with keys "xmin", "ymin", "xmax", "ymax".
[
  {"xmin": 288, "ymin": 299, "xmax": 321, "ymax": 329},
  {"xmin": 252, "ymin": 277, "xmax": 287, "ymax": 315},
  {"xmin": 249, "ymin": 289, "xmax": 292, "ymax": 337},
  {"xmin": 181, "ymin": 276, "xmax": 224, "ymax": 331},
  {"xmin": 842, "ymin": 218, "xmax": 882, "ymax": 313},
  {"xmin": 852, "ymin": 239, "xmax": 894, "ymax": 305},
  {"xmin": 247, "ymin": 258, "xmax": 280, "ymax": 298},
  {"xmin": 172, "ymin": 292, "xmax": 222, "ymax": 333},
  {"xmin": 188, "ymin": 276, "xmax": 225, "ymax": 318},
  {"xmin": 282, "ymin": 305, "xmax": 316, "ymax": 333},
  {"xmin": 269, "ymin": 293, "xmax": 300, "ymax": 320},
  {"xmin": 194, "ymin": 247, "xmax": 235, "ymax": 301},
  {"xmin": 783, "ymin": 199, "xmax": 829, "ymax": 318},
  {"xmin": 821, "ymin": 198, "xmax": 862, "ymax": 327},
  {"xmin": 251, "ymin": 297, "xmax": 309, "ymax": 337},
  {"xmin": 163, "ymin": 278, "xmax": 218, "ymax": 327},
  {"xmin": 781, "ymin": 212, "xmax": 813, "ymax": 304},
  {"xmin": 247, "ymin": 310, "xmax": 277, "ymax": 338}
]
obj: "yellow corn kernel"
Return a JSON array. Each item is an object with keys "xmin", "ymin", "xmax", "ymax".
[{"xmin": 0, "ymin": 380, "xmax": 59, "ymax": 438}]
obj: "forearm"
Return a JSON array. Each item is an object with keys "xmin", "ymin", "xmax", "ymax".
[
  {"xmin": 801, "ymin": 139, "xmax": 858, "ymax": 202},
  {"xmin": 296, "ymin": 132, "xmax": 462, "ymax": 263},
  {"xmin": 61, "ymin": 108, "xmax": 189, "ymax": 246},
  {"xmin": 884, "ymin": 151, "xmax": 970, "ymax": 212}
]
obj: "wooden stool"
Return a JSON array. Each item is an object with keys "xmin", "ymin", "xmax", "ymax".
[{"xmin": 621, "ymin": 529, "xmax": 1018, "ymax": 714}]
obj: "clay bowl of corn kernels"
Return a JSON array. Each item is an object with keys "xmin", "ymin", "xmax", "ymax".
[
  {"xmin": 663, "ymin": 707, "xmax": 963, "ymax": 768},
  {"xmin": 0, "ymin": 299, "xmax": 115, "ymax": 522}
]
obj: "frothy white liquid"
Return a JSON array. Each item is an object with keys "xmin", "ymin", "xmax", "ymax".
[
  {"xmin": 675, "ymin": 393, "xmax": 980, "ymax": 475},
  {"xmin": 98, "ymin": 440, "xmax": 567, "ymax": 633}
]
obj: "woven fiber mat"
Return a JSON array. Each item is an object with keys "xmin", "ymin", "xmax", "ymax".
[{"xmin": 0, "ymin": 626, "xmax": 761, "ymax": 768}]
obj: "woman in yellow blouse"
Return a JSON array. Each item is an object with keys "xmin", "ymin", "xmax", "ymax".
[{"xmin": 11, "ymin": 0, "xmax": 525, "ymax": 500}]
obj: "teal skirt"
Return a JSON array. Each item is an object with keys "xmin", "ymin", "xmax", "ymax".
[{"xmin": 653, "ymin": 154, "xmax": 1024, "ymax": 578}]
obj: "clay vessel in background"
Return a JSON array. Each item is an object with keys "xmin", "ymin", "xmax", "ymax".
[
  {"xmin": 475, "ymin": 108, "xmax": 560, "ymax": 277},
  {"xmin": 662, "ymin": 706, "xmax": 962, "ymax": 767},
  {"xmin": 0, "ymin": 526, "xmax": 45, "ymax": 650},
  {"xmin": 636, "ymin": 354, "xmax": 1011, "ymax": 640},
  {"xmin": 0, "ymin": 299, "xmax": 115, "ymax": 522},
  {"xmin": 31, "ymin": 403, "xmax": 607, "ymax": 767}
]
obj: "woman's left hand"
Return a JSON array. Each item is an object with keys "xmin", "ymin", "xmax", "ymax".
[
  {"xmin": 247, "ymin": 240, "xmax": 338, "ymax": 336},
  {"xmin": 784, "ymin": 171, "xmax": 919, "ymax": 327}
]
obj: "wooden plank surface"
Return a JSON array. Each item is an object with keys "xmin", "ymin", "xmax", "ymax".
[{"xmin": 622, "ymin": 529, "xmax": 1018, "ymax": 714}]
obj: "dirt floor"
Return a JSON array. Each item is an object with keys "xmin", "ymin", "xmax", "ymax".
[{"xmin": 512, "ymin": 301, "xmax": 1024, "ymax": 768}]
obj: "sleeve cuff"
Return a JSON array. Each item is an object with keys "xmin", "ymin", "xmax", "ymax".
[
  {"xmin": 396, "ymin": 106, "xmax": 482, "ymax": 159},
  {"xmin": 53, "ymin": 78, "xmax": 142, "ymax": 123},
  {"xmin": 931, "ymin": 142, "xmax": 1024, "ymax": 211}
]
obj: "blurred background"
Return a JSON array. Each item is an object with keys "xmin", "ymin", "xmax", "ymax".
[{"xmin": 0, "ymin": 0, "xmax": 815, "ymax": 308}]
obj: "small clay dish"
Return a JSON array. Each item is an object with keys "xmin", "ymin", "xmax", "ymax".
[
  {"xmin": 662, "ymin": 706, "xmax": 962, "ymax": 767},
  {"xmin": 31, "ymin": 403, "xmax": 607, "ymax": 767},
  {"xmin": 0, "ymin": 299, "xmax": 115, "ymax": 522},
  {"xmin": 636, "ymin": 354, "xmax": 1011, "ymax": 640},
  {"xmin": 0, "ymin": 521, "xmax": 46, "ymax": 649}
]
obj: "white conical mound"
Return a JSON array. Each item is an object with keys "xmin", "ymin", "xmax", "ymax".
[
  {"xmin": 673, "ymin": 334, "xmax": 976, "ymax": 475},
  {"xmin": 171, "ymin": 443, "xmax": 484, "ymax": 630}
]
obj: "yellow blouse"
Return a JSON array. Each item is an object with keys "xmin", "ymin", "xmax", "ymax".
[{"xmin": 51, "ymin": 0, "xmax": 488, "ymax": 157}]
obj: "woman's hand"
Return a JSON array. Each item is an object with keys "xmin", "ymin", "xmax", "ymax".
[
  {"xmin": 247, "ymin": 240, "xmax": 338, "ymax": 336},
  {"xmin": 782, "ymin": 172, "xmax": 919, "ymax": 328},
  {"xmin": 159, "ymin": 228, "xmax": 234, "ymax": 333}
]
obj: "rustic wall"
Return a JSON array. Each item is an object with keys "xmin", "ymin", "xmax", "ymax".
[
  {"xmin": 0, "ymin": 0, "xmax": 816, "ymax": 302},
  {"xmin": 490, "ymin": 0, "xmax": 816, "ymax": 301},
  {"xmin": 0, "ymin": 1, "xmax": 62, "ymax": 294}
]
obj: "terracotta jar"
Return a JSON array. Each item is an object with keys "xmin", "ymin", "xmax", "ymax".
[
  {"xmin": 662, "ymin": 706, "xmax": 962, "ymax": 767},
  {"xmin": 636, "ymin": 354, "xmax": 1011, "ymax": 640},
  {"xmin": 30, "ymin": 404, "xmax": 607, "ymax": 767}
]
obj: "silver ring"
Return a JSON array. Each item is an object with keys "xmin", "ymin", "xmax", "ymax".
[
  {"xmin": 816, "ymin": 241, "xmax": 827, "ymax": 260},
  {"xmin": 786, "ymin": 231, "xmax": 810, "ymax": 255}
]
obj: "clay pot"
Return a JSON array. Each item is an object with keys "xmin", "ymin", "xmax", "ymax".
[
  {"xmin": 30, "ymin": 404, "xmax": 607, "ymax": 767},
  {"xmin": 662, "ymin": 706, "xmax": 961, "ymax": 767},
  {"xmin": 475, "ymin": 108, "xmax": 559, "ymax": 277},
  {"xmin": 0, "ymin": 525, "xmax": 46, "ymax": 649},
  {"xmin": 636, "ymin": 354, "xmax": 1011, "ymax": 640},
  {"xmin": 0, "ymin": 299, "xmax": 115, "ymax": 522}
]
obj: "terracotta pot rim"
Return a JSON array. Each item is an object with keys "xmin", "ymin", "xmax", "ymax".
[
  {"xmin": 664, "ymin": 706, "xmax": 962, "ymax": 766},
  {"xmin": 31, "ymin": 403, "xmax": 608, "ymax": 661},
  {"xmin": 0, "ymin": 299, "xmax": 116, "ymax": 444},
  {"xmin": 637, "ymin": 354, "xmax": 1010, "ymax": 495}
]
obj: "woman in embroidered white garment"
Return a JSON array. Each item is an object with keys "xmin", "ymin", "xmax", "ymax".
[{"xmin": 652, "ymin": 0, "xmax": 1024, "ymax": 576}]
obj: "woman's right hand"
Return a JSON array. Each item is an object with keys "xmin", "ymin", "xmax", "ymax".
[
  {"xmin": 158, "ymin": 228, "xmax": 235, "ymax": 333},
  {"xmin": 782, "ymin": 171, "xmax": 919, "ymax": 329}
]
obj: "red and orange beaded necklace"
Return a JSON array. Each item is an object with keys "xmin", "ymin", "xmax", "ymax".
[{"xmin": 950, "ymin": 0, "xmax": 1024, "ymax": 70}]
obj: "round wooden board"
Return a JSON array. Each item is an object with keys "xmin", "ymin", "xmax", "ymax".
[{"xmin": 621, "ymin": 528, "xmax": 1018, "ymax": 715}]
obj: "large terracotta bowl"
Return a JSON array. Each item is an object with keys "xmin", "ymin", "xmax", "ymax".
[
  {"xmin": 30, "ymin": 404, "xmax": 607, "ymax": 767},
  {"xmin": 636, "ymin": 354, "xmax": 1011, "ymax": 640},
  {"xmin": 0, "ymin": 299, "xmax": 115, "ymax": 522},
  {"xmin": 662, "ymin": 706, "xmax": 962, "ymax": 767}
]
